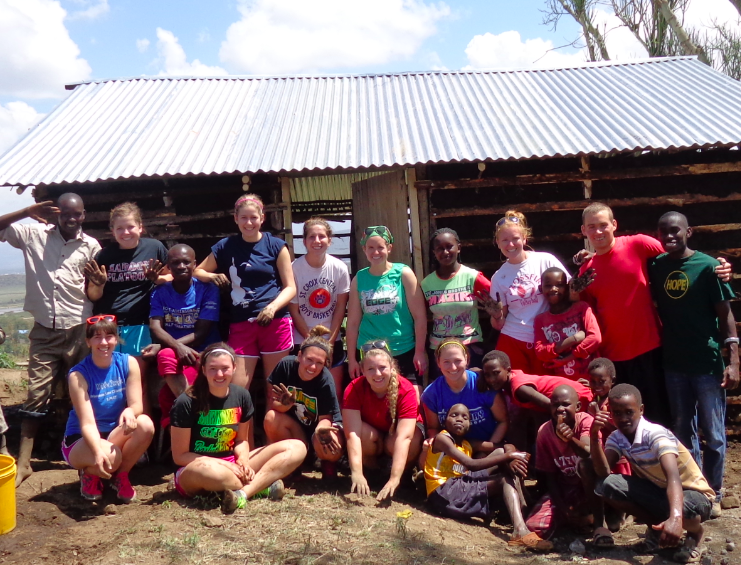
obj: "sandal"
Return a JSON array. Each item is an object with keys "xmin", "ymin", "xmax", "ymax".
[
  {"xmin": 508, "ymin": 532, "xmax": 553, "ymax": 552},
  {"xmin": 591, "ymin": 526, "xmax": 615, "ymax": 548},
  {"xmin": 673, "ymin": 539, "xmax": 706, "ymax": 564}
]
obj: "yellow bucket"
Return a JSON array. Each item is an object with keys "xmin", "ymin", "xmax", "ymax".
[{"xmin": 0, "ymin": 454, "xmax": 17, "ymax": 534}]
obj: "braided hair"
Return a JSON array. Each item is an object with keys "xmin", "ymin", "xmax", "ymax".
[{"xmin": 361, "ymin": 348, "xmax": 401, "ymax": 434}]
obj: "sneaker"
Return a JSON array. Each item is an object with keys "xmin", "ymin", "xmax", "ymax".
[
  {"xmin": 710, "ymin": 501, "xmax": 722, "ymax": 519},
  {"xmin": 111, "ymin": 471, "xmax": 137, "ymax": 503},
  {"xmin": 321, "ymin": 460, "xmax": 338, "ymax": 480},
  {"xmin": 80, "ymin": 471, "xmax": 103, "ymax": 501},
  {"xmin": 221, "ymin": 489, "xmax": 247, "ymax": 514},
  {"xmin": 251, "ymin": 479, "xmax": 286, "ymax": 501}
]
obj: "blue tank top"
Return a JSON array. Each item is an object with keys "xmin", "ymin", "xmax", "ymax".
[
  {"xmin": 65, "ymin": 352, "xmax": 130, "ymax": 436},
  {"xmin": 421, "ymin": 370, "xmax": 497, "ymax": 442}
]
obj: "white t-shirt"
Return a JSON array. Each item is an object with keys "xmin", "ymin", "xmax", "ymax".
[
  {"xmin": 291, "ymin": 254, "xmax": 351, "ymax": 343},
  {"xmin": 490, "ymin": 251, "xmax": 570, "ymax": 343}
]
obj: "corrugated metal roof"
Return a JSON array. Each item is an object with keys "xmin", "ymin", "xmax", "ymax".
[{"xmin": 2, "ymin": 56, "xmax": 741, "ymax": 188}]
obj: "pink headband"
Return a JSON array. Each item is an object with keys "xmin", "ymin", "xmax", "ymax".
[{"xmin": 235, "ymin": 196, "xmax": 264, "ymax": 213}]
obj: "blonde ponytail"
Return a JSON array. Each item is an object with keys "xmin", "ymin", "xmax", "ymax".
[{"xmin": 494, "ymin": 209, "xmax": 532, "ymax": 240}]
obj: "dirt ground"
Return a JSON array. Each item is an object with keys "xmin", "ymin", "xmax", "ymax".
[{"xmin": 1, "ymin": 369, "xmax": 741, "ymax": 565}]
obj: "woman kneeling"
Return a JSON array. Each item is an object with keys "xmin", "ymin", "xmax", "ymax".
[
  {"xmin": 171, "ymin": 343, "xmax": 306, "ymax": 514},
  {"xmin": 264, "ymin": 326, "xmax": 345, "ymax": 479},
  {"xmin": 343, "ymin": 344, "xmax": 423, "ymax": 501},
  {"xmin": 63, "ymin": 315, "xmax": 155, "ymax": 502}
]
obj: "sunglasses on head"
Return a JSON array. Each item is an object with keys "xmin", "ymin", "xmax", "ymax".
[
  {"xmin": 86, "ymin": 315, "xmax": 117, "ymax": 325},
  {"xmin": 360, "ymin": 340, "xmax": 390, "ymax": 356},
  {"xmin": 362, "ymin": 226, "xmax": 394, "ymax": 244},
  {"xmin": 496, "ymin": 216, "xmax": 521, "ymax": 228}
]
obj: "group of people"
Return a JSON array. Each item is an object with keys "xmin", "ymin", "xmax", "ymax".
[{"xmin": 0, "ymin": 191, "xmax": 737, "ymax": 563}]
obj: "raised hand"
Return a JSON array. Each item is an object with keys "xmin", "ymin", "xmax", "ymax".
[
  {"xmin": 569, "ymin": 268, "xmax": 596, "ymax": 294},
  {"xmin": 84, "ymin": 260, "xmax": 108, "ymax": 286},
  {"xmin": 27, "ymin": 201, "xmax": 60, "ymax": 224},
  {"xmin": 476, "ymin": 290, "xmax": 503, "ymax": 318},
  {"xmin": 145, "ymin": 259, "xmax": 165, "ymax": 282},
  {"xmin": 555, "ymin": 413, "xmax": 573, "ymax": 442},
  {"xmin": 315, "ymin": 426, "xmax": 342, "ymax": 456},
  {"xmin": 591, "ymin": 406, "xmax": 611, "ymax": 434},
  {"xmin": 272, "ymin": 383, "xmax": 296, "ymax": 407}
]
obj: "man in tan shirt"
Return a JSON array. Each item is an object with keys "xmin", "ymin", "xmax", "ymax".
[{"xmin": 0, "ymin": 194, "xmax": 100, "ymax": 486}]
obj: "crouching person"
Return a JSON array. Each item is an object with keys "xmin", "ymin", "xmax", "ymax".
[
  {"xmin": 591, "ymin": 384, "xmax": 713, "ymax": 563},
  {"xmin": 63, "ymin": 315, "xmax": 154, "ymax": 502},
  {"xmin": 170, "ymin": 343, "xmax": 306, "ymax": 514},
  {"xmin": 425, "ymin": 403, "xmax": 552, "ymax": 552},
  {"xmin": 526, "ymin": 385, "xmax": 610, "ymax": 546}
]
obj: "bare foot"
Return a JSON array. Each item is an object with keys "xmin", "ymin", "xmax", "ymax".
[{"xmin": 15, "ymin": 465, "xmax": 32, "ymax": 487}]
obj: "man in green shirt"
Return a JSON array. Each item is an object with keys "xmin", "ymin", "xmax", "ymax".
[{"xmin": 648, "ymin": 211, "xmax": 739, "ymax": 519}]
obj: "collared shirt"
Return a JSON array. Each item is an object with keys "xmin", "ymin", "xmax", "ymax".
[
  {"xmin": 605, "ymin": 416, "xmax": 715, "ymax": 501},
  {"xmin": 0, "ymin": 223, "xmax": 100, "ymax": 329}
]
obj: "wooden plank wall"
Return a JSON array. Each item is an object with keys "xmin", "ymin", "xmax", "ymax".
[{"xmin": 416, "ymin": 146, "xmax": 741, "ymax": 432}]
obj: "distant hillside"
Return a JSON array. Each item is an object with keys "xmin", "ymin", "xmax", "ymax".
[{"xmin": 0, "ymin": 274, "xmax": 24, "ymax": 287}]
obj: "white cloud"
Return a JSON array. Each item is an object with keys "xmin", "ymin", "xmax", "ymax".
[
  {"xmin": 0, "ymin": 0, "xmax": 91, "ymax": 98},
  {"xmin": 219, "ymin": 0, "xmax": 450, "ymax": 74},
  {"xmin": 66, "ymin": 0, "xmax": 109, "ymax": 21},
  {"xmin": 155, "ymin": 28, "xmax": 228, "ymax": 76},
  {"xmin": 136, "ymin": 38, "xmax": 150, "ymax": 53},
  {"xmin": 197, "ymin": 29, "xmax": 211, "ymax": 43},
  {"xmin": 464, "ymin": 31, "xmax": 587, "ymax": 70},
  {"xmin": 0, "ymin": 101, "xmax": 43, "ymax": 155},
  {"xmin": 592, "ymin": 8, "xmax": 648, "ymax": 60}
]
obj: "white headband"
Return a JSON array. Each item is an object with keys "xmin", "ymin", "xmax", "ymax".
[{"xmin": 204, "ymin": 348, "xmax": 235, "ymax": 363}]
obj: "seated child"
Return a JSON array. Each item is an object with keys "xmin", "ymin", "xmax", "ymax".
[
  {"xmin": 143, "ymin": 244, "xmax": 221, "ymax": 425},
  {"xmin": 586, "ymin": 358, "xmax": 630, "ymax": 477},
  {"xmin": 425, "ymin": 403, "xmax": 553, "ymax": 552},
  {"xmin": 591, "ymin": 384, "xmax": 714, "ymax": 563},
  {"xmin": 534, "ymin": 267, "xmax": 601, "ymax": 383},
  {"xmin": 526, "ymin": 385, "xmax": 610, "ymax": 546}
]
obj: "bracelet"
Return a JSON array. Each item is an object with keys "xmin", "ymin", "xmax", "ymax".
[{"xmin": 725, "ymin": 337, "xmax": 740, "ymax": 345}]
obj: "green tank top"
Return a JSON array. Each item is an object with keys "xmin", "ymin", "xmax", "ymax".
[{"xmin": 356, "ymin": 263, "xmax": 415, "ymax": 356}]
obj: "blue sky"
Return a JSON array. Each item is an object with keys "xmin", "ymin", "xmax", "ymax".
[{"xmin": 0, "ymin": 0, "xmax": 733, "ymax": 273}]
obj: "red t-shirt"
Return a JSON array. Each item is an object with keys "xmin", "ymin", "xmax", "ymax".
[
  {"xmin": 579, "ymin": 235, "xmax": 663, "ymax": 361},
  {"xmin": 533, "ymin": 301, "xmax": 602, "ymax": 380},
  {"xmin": 342, "ymin": 375, "xmax": 421, "ymax": 432},
  {"xmin": 509, "ymin": 370, "xmax": 593, "ymax": 412},
  {"xmin": 535, "ymin": 411, "xmax": 593, "ymax": 487}
]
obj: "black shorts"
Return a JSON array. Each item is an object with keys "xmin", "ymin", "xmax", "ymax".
[
  {"xmin": 394, "ymin": 349, "xmax": 420, "ymax": 385},
  {"xmin": 427, "ymin": 470, "xmax": 491, "ymax": 520}
]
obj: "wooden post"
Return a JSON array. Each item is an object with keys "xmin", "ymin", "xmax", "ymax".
[
  {"xmin": 580, "ymin": 156, "xmax": 594, "ymax": 253},
  {"xmin": 417, "ymin": 181, "xmax": 431, "ymax": 277},
  {"xmin": 280, "ymin": 177, "xmax": 294, "ymax": 259},
  {"xmin": 407, "ymin": 168, "xmax": 424, "ymax": 277}
]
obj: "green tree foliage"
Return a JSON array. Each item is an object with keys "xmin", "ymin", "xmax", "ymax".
[{"xmin": 0, "ymin": 312, "xmax": 32, "ymax": 363}]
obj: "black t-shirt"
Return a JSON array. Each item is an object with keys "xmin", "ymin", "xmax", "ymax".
[
  {"xmin": 268, "ymin": 356, "xmax": 342, "ymax": 428},
  {"xmin": 93, "ymin": 238, "xmax": 169, "ymax": 325},
  {"xmin": 170, "ymin": 385, "xmax": 254, "ymax": 458}
]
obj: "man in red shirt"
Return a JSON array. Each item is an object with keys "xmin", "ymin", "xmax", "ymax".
[{"xmin": 578, "ymin": 203, "xmax": 730, "ymax": 426}]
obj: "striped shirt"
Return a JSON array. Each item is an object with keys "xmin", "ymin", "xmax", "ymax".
[{"xmin": 605, "ymin": 417, "xmax": 714, "ymax": 501}]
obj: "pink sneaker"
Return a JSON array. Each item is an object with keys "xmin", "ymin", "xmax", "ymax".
[
  {"xmin": 79, "ymin": 472, "xmax": 103, "ymax": 501},
  {"xmin": 111, "ymin": 472, "xmax": 136, "ymax": 503}
]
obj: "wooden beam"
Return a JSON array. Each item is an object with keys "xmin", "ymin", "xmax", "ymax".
[
  {"xmin": 433, "ymin": 192, "xmax": 741, "ymax": 219},
  {"xmin": 417, "ymin": 181, "xmax": 432, "ymax": 277},
  {"xmin": 419, "ymin": 161, "xmax": 741, "ymax": 191},
  {"xmin": 407, "ymin": 168, "xmax": 424, "ymax": 278},
  {"xmin": 280, "ymin": 177, "xmax": 294, "ymax": 259}
]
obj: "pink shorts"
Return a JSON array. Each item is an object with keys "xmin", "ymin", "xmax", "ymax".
[
  {"xmin": 157, "ymin": 347, "xmax": 199, "ymax": 425},
  {"xmin": 228, "ymin": 317, "xmax": 293, "ymax": 357},
  {"xmin": 174, "ymin": 455, "xmax": 236, "ymax": 498}
]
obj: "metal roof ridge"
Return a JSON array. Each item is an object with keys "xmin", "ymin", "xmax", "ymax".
[{"xmin": 65, "ymin": 56, "xmax": 699, "ymax": 89}]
